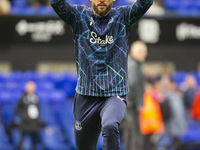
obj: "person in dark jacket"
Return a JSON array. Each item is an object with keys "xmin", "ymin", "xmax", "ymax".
[
  {"xmin": 16, "ymin": 81, "xmax": 43, "ymax": 150},
  {"xmin": 183, "ymin": 75, "xmax": 198, "ymax": 116},
  {"xmin": 164, "ymin": 78, "xmax": 187, "ymax": 149},
  {"xmin": 123, "ymin": 41, "xmax": 148, "ymax": 150}
]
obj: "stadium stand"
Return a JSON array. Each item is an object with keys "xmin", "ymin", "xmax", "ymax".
[
  {"xmin": 163, "ymin": 0, "xmax": 200, "ymax": 16},
  {"xmin": 0, "ymin": 71, "xmax": 200, "ymax": 150},
  {"xmin": 0, "ymin": 71, "xmax": 106, "ymax": 150},
  {"xmin": 7, "ymin": 0, "xmax": 200, "ymax": 16}
]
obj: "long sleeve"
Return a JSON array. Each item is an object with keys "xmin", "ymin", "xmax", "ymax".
[
  {"xmin": 16, "ymin": 96, "xmax": 29, "ymax": 120},
  {"xmin": 125, "ymin": 0, "xmax": 153, "ymax": 27},
  {"xmin": 50, "ymin": 0, "xmax": 78, "ymax": 26}
]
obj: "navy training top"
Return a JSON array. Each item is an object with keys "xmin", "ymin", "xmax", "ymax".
[{"xmin": 50, "ymin": 0, "xmax": 153, "ymax": 97}]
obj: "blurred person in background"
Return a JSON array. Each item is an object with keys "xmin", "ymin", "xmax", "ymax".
[
  {"xmin": 151, "ymin": 75, "xmax": 165, "ymax": 103},
  {"xmin": 0, "ymin": 0, "xmax": 11, "ymax": 15},
  {"xmin": 123, "ymin": 41, "xmax": 148, "ymax": 150},
  {"xmin": 183, "ymin": 75, "xmax": 198, "ymax": 119},
  {"xmin": 140, "ymin": 79, "xmax": 164, "ymax": 150},
  {"xmin": 160, "ymin": 64, "xmax": 171, "ymax": 91},
  {"xmin": 16, "ymin": 81, "xmax": 44, "ymax": 150},
  {"xmin": 191, "ymin": 89, "xmax": 200, "ymax": 120},
  {"xmin": 164, "ymin": 78, "xmax": 187, "ymax": 149}
]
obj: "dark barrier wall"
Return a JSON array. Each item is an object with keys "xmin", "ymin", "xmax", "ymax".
[{"xmin": 0, "ymin": 16, "xmax": 200, "ymax": 71}]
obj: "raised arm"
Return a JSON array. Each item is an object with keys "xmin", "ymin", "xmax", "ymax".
[
  {"xmin": 50, "ymin": 0, "xmax": 78, "ymax": 26},
  {"xmin": 126, "ymin": 0, "xmax": 153, "ymax": 26}
]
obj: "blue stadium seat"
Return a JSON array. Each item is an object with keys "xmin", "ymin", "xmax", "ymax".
[
  {"xmin": 113, "ymin": 0, "xmax": 133, "ymax": 7},
  {"xmin": 163, "ymin": 0, "xmax": 180, "ymax": 10},
  {"xmin": 0, "ymin": 83, "xmax": 4, "ymax": 92},
  {"xmin": 0, "ymin": 71, "xmax": 73, "ymax": 150},
  {"xmin": 22, "ymin": 7, "xmax": 39, "ymax": 16},
  {"xmin": 54, "ymin": 72, "xmax": 77, "ymax": 89},
  {"xmin": 0, "ymin": 91, "xmax": 18, "ymax": 103},
  {"xmin": 67, "ymin": 0, "xmax": 90, "ymax": 5},
  {"xmin": 50, "ymin": 90, "xmax": 66, "ymax": 103},
  {"xmin": 0, "ymin": 73, "xmax": 6, "ymax": 83},
  {"xmin": 37, "ymin": 91, "xmax": 51, "ymax": 103},
  {"xmin": 37, "ymin": 81, "xmax": 56, "ymax": 93},
  {"xmin": 156, "ymin": 135, "xmax": 174, "ymax": 150},
  {"xmin": 53, "ymin": 100, "xmax": 76, "ymax": 149},
  {"xmin": 195, "ymin": 0, "xmax": 200, "ymax": 9},
  {"xmin": 39, "ymin": 126, "xmax": 68, "ymax": 150},
  {"xmin": 63, "ymin": 83, "xmax": 76, "ymax": 98},
  {"xmin": 4, "ymin": 81, "xmax": 23, "ymax": 93},
  {"xmin": 61, "ymin": 119, "xmax": 76, "ymax": 150},
  {"xmin": 176, "ymin": 8, "xmax": 200, "ymax": 16},
  {"xmin": 163, "ymin": 0, "xmax": 200, "ymax": 16},
  {"xmin": 11, "ymin": 6, "xmax": 39, "ymax": 16},
  {"xmin": 6, "ymin": 71, "xmax": 23, "ymax": 83},
  {"xmin": 172, "ymin": 71, "xmax": 187, "ymax": 88},
  {"xmin": 23, "ymin": 71, "xmax": 38, "ymax": 82},
  {"xmin": 11, "ymin": 129, "xmax": 21, "ymax": 149},
  {"xmin": 97, "ymin": 134, "xmax": 103, "ymax": 150},
  {"xmin": 53, "ymin": 73, "xmax": 67, "ymax": 89},
  {"xmin": 11, "ymin": 129, "xmax": 43, "ymax": 150},
  {"xmin": 39, "ymin": 102, "xmax": 56, "ymax": 125},
  {"xmin": 41, "ymin": 72, "xmax": 56, "ymax": 82},
  {"xmin": 0, "ymin": 122, "xmax": 13, "ymax": 150},
  {"xmin": 181, "ymin": 121, "xmax": 200, "ymax": 142},
  {"xmin": 36, "ymin": 72, "xmax": 56, "ymax": 83},
  {"xmin": 190, "ymin": 71, "xmax": 200, "ymax": 87},
  {"xmin": 37, "ymin": 6, "xmax": 57, "ymax": 15},
  {"xmin": 61, "ymin": 73, "xmax": 77, "ymax": 97},
  {"xmin": 12, "ymin": 0, "xmax": 28, "ymax": 7},
  {"xmin": 0, "ymin": 90, "xmax": 21, "ymax": 128},
  {"xmin": 20, "ymin": 135, "xmax": 32, "ymax": 150}
]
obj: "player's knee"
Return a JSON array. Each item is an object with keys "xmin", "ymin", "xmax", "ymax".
[{"xmin": 102, "ymin": 124, "xmax": 119, "ymax": 137}]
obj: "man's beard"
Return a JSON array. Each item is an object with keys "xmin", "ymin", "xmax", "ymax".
[{"xmin": 92, "ymin": 2, "xmax": 113, "ymax": 17}]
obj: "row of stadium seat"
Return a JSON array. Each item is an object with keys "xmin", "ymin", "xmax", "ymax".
[
  {"xmin": 10, "ymin": 0, "xmax": 200, "ymax": 16},
  {"xmin": 164, "ymin": 0, "xmax": 200, "ymax": 9},
  {"xmin": 157, "ymin": 121, "xmax": 200, "ymax": 149},
  {"xmin": 163, "ymin": 0, "xmax": 200, "ymax": 16},
  {"xmin": 0, "ymin": 95, "xmax": 104, "ymax": 150},
  {"xmin": 0, "ymin": 71, "xmax": 77, "ymax": 95},
  {"xmin": 11, "ymin": 6, "xmax": 56, "ymax": 16},
  {"xmin": 172, "ymin": 71, "xmax": 200, "ymax": 89},
  {"xmin": 2, "ymin": 99, "xmax": 200, "ymax": 150},
  {"xmin": 11, "ymin": 0, "xmax": 90, "ymax": 7},
  {"xmin": 11, "ymin": 0, "xmax": 134, "ymax": 7},
  {"xmin": 0, "ymin": 71, "xmax": 200, "ymax": 149},
  {"xmin": 0, "ymin": 71, "xmax": 104, "ymax": 150},
  {"xmin": 0, "ymin": 71, "xmax": 77, "ymax": 83},
  {"xmin": 1, "ymin": 70, "xmax": 200, "ymax": 91},
  {"xmin": 10, "ymin": 0, "xmax": 133, "ymax": 16},
  {"xmin": 1, "ymin": 71, "xmax": 200, "ymax": 98}
]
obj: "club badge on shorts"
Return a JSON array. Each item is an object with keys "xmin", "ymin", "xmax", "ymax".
[{"xmin": 75, "ymin": 121, "xmax": 82, "ymax": 131}]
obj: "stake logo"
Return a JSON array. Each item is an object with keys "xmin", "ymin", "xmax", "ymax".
[{"xmin": 90, "ymin": 31, "xmax": 114, "ymax": 46}]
